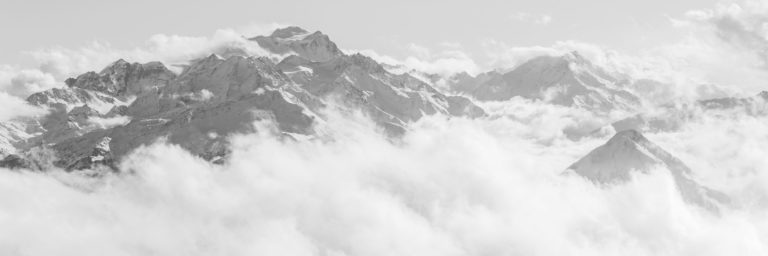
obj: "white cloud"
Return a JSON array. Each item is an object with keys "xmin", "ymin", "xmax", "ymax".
[
  {"xmin": 0, "ymin": 24, "xmax": 288, "ymax": 99},
  {"xmin": 0, "ymin": 66, "xmax": 60, "ymax": 98},
  {"xmin": 352, "ymin": 44, "xmax": 482, "ymax": 77},
  {"xmin": 0, "ymin": 92, "xmax": 46, "ymax": 122},
  {"xmin": 660, "ymin": 0, "xmax": 768, "ymax": 93},
  {"xmin": 1, "ymin": 103, "xmax": 767, "ymax": 255},
  {"xmin": 29, "ymin": 28, "xmax": 279, "ymax": 79},
  {"xmin": 510, "ymin": 12, "xmax": 553, "ymax": 25},
  {"xmin": 1, "ymin": 16, "xmax": 768, "ymax": 255},
  {"xmin": 87, "ymin": 116, "xmax": 132, "ymax": 129}
]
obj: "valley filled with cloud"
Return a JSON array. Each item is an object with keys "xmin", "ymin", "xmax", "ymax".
[{"xmin": 1, "ymin": 1, "xmax": 768, "ymax": 255}]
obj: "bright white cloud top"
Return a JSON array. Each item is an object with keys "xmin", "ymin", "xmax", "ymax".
[{"xmin": 1, "ymin": 1, "xmax": 768, "ymax": 255}]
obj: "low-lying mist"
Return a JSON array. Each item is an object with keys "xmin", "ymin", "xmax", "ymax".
[{"xmin": 1, "ymin": 101, "xmax": 767, "ymax": 256}]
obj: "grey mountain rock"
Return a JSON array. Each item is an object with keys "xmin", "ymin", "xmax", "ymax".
[
  {"xmin": 277, "ymin": 53, "xmax": 484, "ymax": 132},
  {"xmin": 448, "ymin": 71, "xmax": 500, "ymax": 94},
  {"xmin": 568, "ymin": 130, "xmax": 729, "ymax": 211},
  {"xmin": 65, "ymin": 59, "xmax": 176, "ymax": 97},
  {"xmin": 451, "ymin": 52, "xmax": 641, "ymax": 113},
  {"xmin": 0, "ymin": 26, "xmax": 484, "ymax": 171},
  {"xmin": 250, "ymin": 26, "xmax": 343, "ymax": 62}
]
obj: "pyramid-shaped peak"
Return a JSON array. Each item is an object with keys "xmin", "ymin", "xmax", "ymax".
[
  {"xmin": 568, "ymin": 129, "xmax": 673, "ymax": 185},
  {"xmin": 271, "ymin": 26, "xmax": 311, "ymax": 38},
  {"xmin": 568, "ymin": 128, "xmax": 729, "ymax": 211}
]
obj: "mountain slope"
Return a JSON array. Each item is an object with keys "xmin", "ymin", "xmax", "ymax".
[
  {"xmin": 568, "ymin": 130, "xmax": 728, "ymax": 211},
  {"xmin": 277, "ymin": 53, "xmax": 484, "ymax": 131},
  {"xmin": 452, "ymin": 52, "xmax": 640, "ymax": 113},
  {"xmin": 0, "ymin": 26, "xmax": 484, "ymax": 171},
  {"xmin": 249, "ymin": 26, "xmax": 343, "ymax": 62}
]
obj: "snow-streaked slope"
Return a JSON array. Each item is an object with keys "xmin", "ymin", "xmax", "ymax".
[
  {"xmin": 451, "ymin": 52, "xmax": 641, "ymax": 113},
  {"xmin": 249, "ymin": 26, "xmax": 343, "ymax": 62},
  {"xmin": 277, "ymin": 53, "xmax": 485, "ymax": 132},
  {"xmin": 0, "ymin": 26, "xmax": 484, "ymax": 171}
]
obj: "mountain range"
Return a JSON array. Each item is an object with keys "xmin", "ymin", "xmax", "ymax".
[
  {"xmin": 448, "ymin": 51, "xmax": 642, "ymax": 114},
  {"xmin": 0, "ymin": 27, "xmax": 484, "ymax": 171},
  {"xmin": 0, "ymin": 26, "xmax": 749, "ymax": 211}
]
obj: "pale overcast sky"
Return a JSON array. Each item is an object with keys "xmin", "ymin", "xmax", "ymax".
[
  {"xmin": 1, "ymin": 0, "xmax": 720, "ymax": 64},
  {"xmin": 4, "ymin": 0, "xmax": 768, "ymax": 93}
]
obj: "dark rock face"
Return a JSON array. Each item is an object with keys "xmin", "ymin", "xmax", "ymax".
[{"xmin": 0, "ymin": 154, "xmax": 35, "ymax": 170}]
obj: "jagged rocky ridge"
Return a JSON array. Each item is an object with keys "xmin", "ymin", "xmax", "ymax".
[
  {"xmin": 0, "ymin": 26, "xmax": 484, "ymax": 171},
  {"xmin": 567, "ymin": 130, "xmax": 729, "ymax": 211}
]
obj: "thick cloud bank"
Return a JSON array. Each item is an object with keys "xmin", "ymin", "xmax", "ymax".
[
  {"xmin": 0, "ymin": 105, "xmax": 767, "ymax": 256},
  {"xmin": 2, "ymin": 1, "xmax": 768, "ymax": 254}
]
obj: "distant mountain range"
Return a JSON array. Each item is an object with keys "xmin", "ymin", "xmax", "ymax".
[
  {"xmin": 608, "ymin": 91, "xmax": 768, "ymax": 133},
  {"xmin": 447, "ymin": 52, "xmax": 641, "ymax": 114}
]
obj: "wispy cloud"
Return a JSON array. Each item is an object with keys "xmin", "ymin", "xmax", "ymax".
[
  {"xmin": 675, "ymin": 1, "xmax": 768, "ymax": 67},
  {"xmin": 351, "ymin": 43, "xmax": 482, "ymax": 77},
  {"xmin": 510, "ymin": 12, "xmax": 553, "ymax": 25}
]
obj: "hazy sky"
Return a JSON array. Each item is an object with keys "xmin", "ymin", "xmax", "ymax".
[
  {"xmin": 3, "ymin": 0, "xmax": 768, "ymax": 94},
  {"xmin": 1, "ymin": 0, "xmax": 720, "ymax": 65}
]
